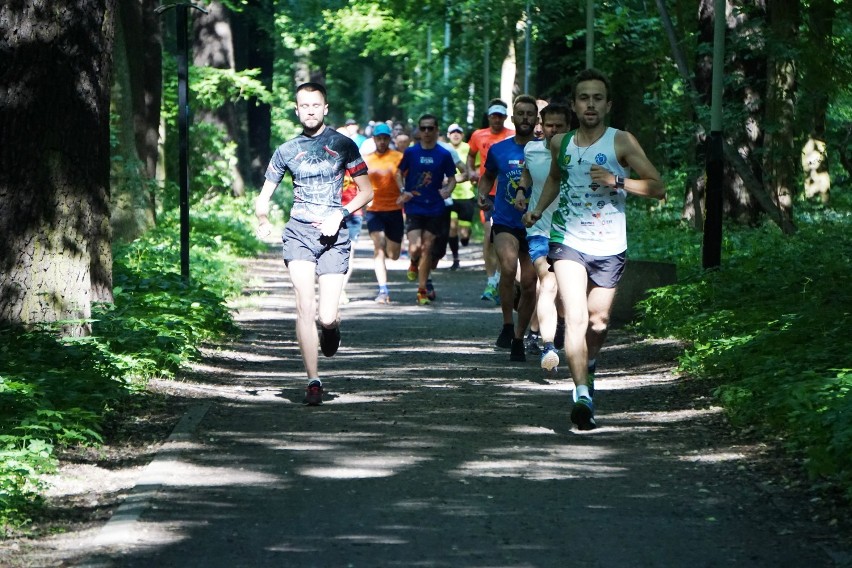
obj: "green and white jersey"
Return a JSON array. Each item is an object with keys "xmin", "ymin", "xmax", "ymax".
[{"xmin": 550, "ymin": 127, "xmax": 629, "ymax": 256}]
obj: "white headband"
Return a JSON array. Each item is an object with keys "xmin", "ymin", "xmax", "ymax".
[{"xmin": 487, "ymin": 104, "xmax": 508, "ymax": 116}]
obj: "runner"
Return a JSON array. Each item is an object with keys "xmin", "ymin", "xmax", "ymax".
[
  {"xmin": 477, "ymin": 94, "xmax": 539, "ymax": 362},
  {"xmin": 445, "ymin": 123, "xmax": 475, "ymax": 270},
  {"xmin": 364, "ymin": 123, "xmax": 405, "ymax": 303},
  {"xmin": 524, "ymin": 69, "xmax": 665, "ymax": 430},
  {"xmin": 255, "ymin": 82, "xmax": 373, "ymax": 406}
]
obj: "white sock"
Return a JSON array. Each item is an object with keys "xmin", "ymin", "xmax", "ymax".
[
  {"xmin": 489, "ymin": 271, "xmax": 500, "ymax": 286},
  {"xmin": 575, "ymin": 384, "xmax": 590, "ymax": 400},
  {"xmin": 308, "ymin": 378, "xmax": 322, "ymax": 386}
]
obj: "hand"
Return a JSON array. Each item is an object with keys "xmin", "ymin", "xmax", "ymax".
[
  {"xmin": 256, "ymin": 217, "xmax": 273, "ymax": 240},
  {"xmin": 397, "ymin": 191, "xmax": 413, "ymax": 205},
  {"xmin": 514, "ymin": 191, "xmax": 527, "ymax": 212},
  {"xmin": 477, "ymin": 194, "xmax": 492, "ymax": 211},
  {"xmin": 439, "ymin": 186, "xmax": 452, "ymax": 199},
  {"xmin": 589, "ymin": 165, "xmax": 615, "ymax": 187},
  {"xmin": 319, "ymin": 209, "xmax": 345, "ymax": 237},
  {"xmin": 522, "ymin": 210, "xmax": 541, "ymax": 228}
]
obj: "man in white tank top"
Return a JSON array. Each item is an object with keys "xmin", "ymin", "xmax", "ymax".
[{"xmin": 523, "ymin": 69, "xmax": 666, "ymax": 431}]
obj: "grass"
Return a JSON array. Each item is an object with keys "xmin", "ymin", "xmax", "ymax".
[
  {"xmin": 627, "ymin": 191, "xmax": 852, "ymax": 500},
  {"xmin": 0, "ymin": 194, "xmax": 265, "ymax": 533}
]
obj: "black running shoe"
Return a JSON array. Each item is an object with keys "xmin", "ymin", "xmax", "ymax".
[
  {"xmin": 320, "ymin": 325, "xmax": 341, "ymax": 357},
  {"xmin": 496, "ymin": 324, "xmax": 514, "ymax": 349},
  {"xmin": 571, "ymin": 396, "xmax": 597, "ymax": 430},
  {"xmin": 304, "ymin": 380, "xmax": 323, "ymax": 406},
  {"xmin": 510, "ymin": 337, "xmax": 526, "ymax": 362}
]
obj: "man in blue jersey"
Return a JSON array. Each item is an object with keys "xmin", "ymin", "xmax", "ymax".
[
  {"xmin": 476, "ymin": 94, "xmax": 539, "ymax": 362},
  {"xmin": 255, "ymin": 82, "xmax": 374, "ymax": 406},
  {"xmin": 396, "ymin": 114, "xmax": 457, "ymax": 304}
]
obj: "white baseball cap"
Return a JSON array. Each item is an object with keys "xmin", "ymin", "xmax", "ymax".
[{"xmin": 487, "ymin": 104, "xmax": 508, "ymax": 116}]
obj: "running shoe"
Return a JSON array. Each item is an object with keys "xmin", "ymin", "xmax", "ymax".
[
  {"xmin": 481, "ymin": 283, "xmax": 499, "ymax": 303},
  {"xmin": 416, "ymin": 288, "xmax": 431, "ymax": 305},
  {"xmin": 450, "ymin": 259, "xmax": 460, "ymax": 271},
  {"xmin": 554, "ymin": 319, "xmax": 565, "ymax": 351},
  {"xmin": 304, "ymin": 380, "xmax": 324, "ymax": 406},
  {"xmin": 426, "ymin": 279, "xmax": 436, "ymax": 301},
  {"xmin": 407, "ymin": 261, "xmax": 418, "ymax": 281},
  {"xmin": 495, "ymin": 324, "xmax": 514, "ymax": 349},
  {"xmin": 571, "ymin": 396, "xmax": 596, "ymax": 431},
  {"xmin": 540, "ymin": 344, "xmax": 559, "ymax": 373},
  {"xmin": 510, "ymin": 337, "xmax": 526, "ymax": 362},
  {"xmin": 374, "ymin": 291, "xmax": 391, "ymax": 304},
  {"xmin": 524, "ymin": 332, "xmax": 541, "ymax": 355},
  {"xmin": 319, "ymin": 324, "xmax": 341, "ymax": 357}
]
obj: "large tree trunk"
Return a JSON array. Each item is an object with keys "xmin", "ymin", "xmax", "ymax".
[
  {"xmin": 800, "ymin": 0, "xmax": 835, "ymax": 203},
  {"xmin": 0, "ymin": 1, "xmax": 116, "ymax": 332},
  {"xmin": 193, "ymin": 1, "xmax": 246, "ymax": 196},
  {"xmin": 763, "ymin": 0, "xmax": 798, "ymax": 230},
  {"xmin": 112, "ymin": 0, "xmax": 161, "ymax": 240}
]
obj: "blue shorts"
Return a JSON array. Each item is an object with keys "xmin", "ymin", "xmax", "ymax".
[
  {"xmin": 365, "ymin": 210, "xmax": 405, "ymax": 243},
  {"xmin": 527, "ymin": 235, "xmax": 550, "ymax": 263},
  {"xmin": 548, "ymin": 243, "xmax": 626, "ymax": 289},
  {"xmin": 345, "ymin": 214, "xmax": 364, "ymax": 242}
]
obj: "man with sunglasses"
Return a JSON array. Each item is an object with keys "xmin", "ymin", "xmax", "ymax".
[{"xmin": 396, "ymin": 114, "xmax": 457, "ymax": 304}]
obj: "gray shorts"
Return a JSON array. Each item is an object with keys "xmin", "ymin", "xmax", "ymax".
[
  {"xmin": 282, "ymin": 218, "xmax": 350, "ymax": 276},
  {"xmin": 548, "ymin": 243, "xmax": 626, "ymax": 289}
]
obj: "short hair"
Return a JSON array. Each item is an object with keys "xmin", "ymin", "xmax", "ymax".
[
  {"xmin": 571, "ymin": 68, "xmax": 612, "ymax": 101},
  {"xmin": 512, "ymin": 94, "xmax": 538, "ymax": 110},
  {"xmin": 488, "ymin": 98, "xmax": 508, "ymax": 108},
  {"xmin": 540, "ymin": 102, "xmax": 571, "ymax": 122},
  {"xmin": 295, "ymin": 82, "xmax": 327, "ymax": 101},
  {"xmin": 418, "ymin": 113, "xmax": 439, "ymax": 127}
]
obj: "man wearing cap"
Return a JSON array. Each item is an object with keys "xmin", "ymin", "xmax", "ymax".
[
  {"xmin": 364, "ymin": 122, "xmax": 404, "ymax": 303},
  {"xmin": 467, "ymin": 99, "xmax": 515, "ymax": 303},
  {"xmin": 477, "ymin": 94, "xmax": 539, "ymax": 362},
  {"xmin": 444, "ymin": 123, "xmax": 475, "ymax": 269}
]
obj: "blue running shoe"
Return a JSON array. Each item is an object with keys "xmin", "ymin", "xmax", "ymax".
[{"xmin": 571, "ymin": 396, "xmax": 596, "ymax": 431}]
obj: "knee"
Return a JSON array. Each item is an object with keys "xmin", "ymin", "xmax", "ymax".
[{"xmin": 588, "ymin": 314, "xmax": 610, "ymax": 336}]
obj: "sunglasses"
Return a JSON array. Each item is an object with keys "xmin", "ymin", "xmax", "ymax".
[{"xmin": 419, "ymin": 125, "xmax": 436, "ymax": 131}]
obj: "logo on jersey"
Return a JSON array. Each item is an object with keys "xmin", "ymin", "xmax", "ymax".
[
  {"xmin": 420, "ymin": 156, "xmax": 434, "ymax": 165},
  {"xmin": 595, "ymin": 153, "xmax": 607, "ymax": 165}
]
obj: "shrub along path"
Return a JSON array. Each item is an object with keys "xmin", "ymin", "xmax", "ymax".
[{"xmin": 4, "ymin": 239, "xmax": 850, "ymax": 567}]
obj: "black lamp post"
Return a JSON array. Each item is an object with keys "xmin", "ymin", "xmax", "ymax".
[{"xmin": 155, "ymin": 3, "xmax": 208, "ymax": 281}]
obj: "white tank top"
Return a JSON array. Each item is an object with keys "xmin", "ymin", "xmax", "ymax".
[{"xmin": 550, "ymin": 127, "xmax": 629, "ymax": 256}]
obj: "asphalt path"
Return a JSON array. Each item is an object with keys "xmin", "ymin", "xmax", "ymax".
[{"xmin": 76, "ymin": 238, "xmax": 845, "ymax": 568}]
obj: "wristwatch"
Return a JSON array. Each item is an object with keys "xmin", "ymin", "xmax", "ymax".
[
  {"xmin": 339, "ymin": 206, "xmax": 350, "ymax": 217},
  {"xmin": 614, "ymin": 175, "xmax": 625, "ymax": 189}
]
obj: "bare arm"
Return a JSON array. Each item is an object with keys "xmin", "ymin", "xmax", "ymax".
[
  {"xmin": 255, "ymin": 179, "xmax": 278, "ymax": 238},
  {"xmin": 466, "ymin": 150, "xmax": 480, "ymax": 184},
  {"xmin": 476, "ymin": 169, "xmax": 497, "ymax": 211},
  {"xmin": 523, "ymin": 134, "xmax": 564, "ymax": 226},
  {"xmin": 589, "ymin": 130, "xmax": 665, "ymax": 199}
]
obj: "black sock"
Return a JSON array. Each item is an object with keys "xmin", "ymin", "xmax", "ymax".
[
  {"xmin": 449, "ymin": 235, "xmax": 459, "ymax": 258},
  {"xmin": 460, "ymin": 235, "xmax": 469, "ymax": 247}
]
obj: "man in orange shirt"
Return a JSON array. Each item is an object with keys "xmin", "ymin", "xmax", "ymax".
[
  {"xmin": 364, "ymin": 123, "xmax": 405, "ymax": 303},
  {"xmin": 467, "ymin": 99, "xmax": 515, "ymax": 303}
]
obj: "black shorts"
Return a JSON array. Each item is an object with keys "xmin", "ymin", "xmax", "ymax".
[
  {"xmin": 548, "ymin": 243, "xmax": 626, "ymax": 288},
  {"xmin": 405, "ymin": 213, "xmax": 446, "ymax": 237},
  {"xmin": 282, "ymin": 218, "xmax": 350, "ymax": 276},
  {"xmin": 365, "ymin": 210, "xmax": 405, "ymax": 243},
  {"xmin": 450, "ymin": 197, "xmax": 476, "ymax": 223},
  {"xmin": 490, "ymin": 223, "xmax": 530, "ymax": 254}
]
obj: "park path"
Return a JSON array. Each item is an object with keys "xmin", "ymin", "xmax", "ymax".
[{"xmin": 44, "ymin": 239, "xmax": 848, "ymax": 566}]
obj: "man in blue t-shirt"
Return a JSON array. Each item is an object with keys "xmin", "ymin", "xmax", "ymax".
[
  {"xmin": 477, "ymin": 94, "xmax": 539, "ymax": 362},
  {"xmin": 397, "ymin": 114, "xmax": 457, "ymax": 305}
]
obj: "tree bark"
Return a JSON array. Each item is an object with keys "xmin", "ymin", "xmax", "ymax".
[
  {"xmin": 192, "ymin": 1, "xmax": 246, "ymax": 196},
  {"xmin": 0, "ymin": 1, "xmax": 116, "ymax": 331},
  {"xmin": 763, "ymin": 0, "xmax": 799, "ymax": 230}
]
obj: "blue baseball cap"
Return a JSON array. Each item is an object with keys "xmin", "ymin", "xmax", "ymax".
[{"xmin": 373, "ymin": 123, "xmax": 392, "ymax": 137}]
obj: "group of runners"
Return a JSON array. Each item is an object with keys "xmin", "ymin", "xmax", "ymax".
[{"xmin": 255, "ymin": 69, "xmax": 665, "ymax": 430}]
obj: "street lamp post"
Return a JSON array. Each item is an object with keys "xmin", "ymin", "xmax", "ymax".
[{"xmin": 155, "ymin": 3, "xmax": 207, "ymax": 281}]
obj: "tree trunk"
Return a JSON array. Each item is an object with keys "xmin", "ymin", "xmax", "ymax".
[
  {"xmin": 763, "ymin": 0, "xmax": 798, "ymax": 230},
  {"xmin": 0, "ymin": 1, "xmax": 116, "ymax": 332},
  {"xmin": 192, "ymin": 1, "xmax": 246, "ymax": 196},
  {"xmin": 800, "ymin": 0, "xmax": 835, "ymax": 203}
]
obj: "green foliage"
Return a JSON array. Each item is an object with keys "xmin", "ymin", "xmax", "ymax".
[
  {"xmin": 0, "ymin": 195, "xmax": 262, "ymax": 531},
  {"xmin": 632, "ymin": 201, "xmax": 852, "ymax": 498}
]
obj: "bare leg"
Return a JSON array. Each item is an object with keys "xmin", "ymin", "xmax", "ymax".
[
  {"xmin": 514, "ymin": 252, "xmax": 538, "ymax": 340},
  {"xmin": 370, "ymin": 231, "xmax": 389, "ymax": 287},
  {"xmin": 493, "ymin": 232, "xmax": 520, "ymax": 326},
  {"xmin": 586, "ymin": 285, "xmax": 617, "ymax": 361},
  {"xmin": 553, "ymin": 259, "xmax": 591, "ymax": 389},
  {"xmin": 534, "ymin": 258, "xmax": 559, "ymax": 343},
  {"xmin": 287, "ymin": 260, "xmax": 320, "ymax": 379}
]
